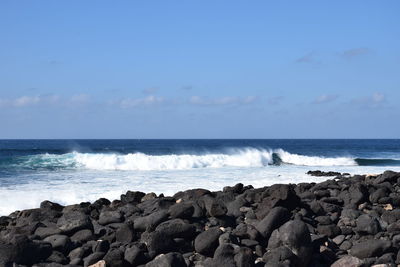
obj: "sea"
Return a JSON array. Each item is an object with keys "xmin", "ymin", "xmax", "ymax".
[{"xmin": 1, "ymin": 139, "xmax": 400, "ymax": 215}]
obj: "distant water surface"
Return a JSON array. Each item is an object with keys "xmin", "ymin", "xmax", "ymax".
[{"xmin": 1, "ymin": 139, "xmax": 399, "ymax": 215}]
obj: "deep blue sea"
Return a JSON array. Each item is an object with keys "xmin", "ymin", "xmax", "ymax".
[{"xmin": 1, "ymin": 139, "xmax": 399, "ymax": 215}]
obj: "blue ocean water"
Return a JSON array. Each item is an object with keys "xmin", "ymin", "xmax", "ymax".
[{"xmin": 0, "ymin": 139, "xmax": 399, "ymax": 215}]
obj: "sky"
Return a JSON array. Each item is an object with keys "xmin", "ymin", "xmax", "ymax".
[{"xmin": 0, "ymin": 1, "xmax": 399, "ymax": 138}]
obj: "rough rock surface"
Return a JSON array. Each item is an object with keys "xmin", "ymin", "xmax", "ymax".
[{"xmin": 1, "ymin": 170, "xmax": 400, "ymax": 266}]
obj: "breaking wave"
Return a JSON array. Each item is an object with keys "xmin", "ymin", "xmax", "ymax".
[{"xmin": 1, "ymin": 148, "xmax": 385, "ymax": 171}]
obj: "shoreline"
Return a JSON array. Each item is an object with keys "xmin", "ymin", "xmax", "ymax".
[{"xmin": 1, "ymin": 170, "xmax": 400, "ymax": 266}]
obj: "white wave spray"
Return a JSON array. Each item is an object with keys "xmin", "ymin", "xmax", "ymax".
[
  {"xmin": 275, "ymin": 149, "xmax": 357, "ymax": 166},
  {"xmin": 73, "ymin": 148, "xmax": 274, "ymax": 170}
]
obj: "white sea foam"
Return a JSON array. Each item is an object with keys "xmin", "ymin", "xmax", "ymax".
[
  {"xmin": 12, "ymin": 148, "xmax": 360, "ymax": 171},
  {"xmin": 72, "ymin": 148, "xmax": 275, "ymax": 170},
  {"xmin": 275, "ymin": 149, "xmax": 357, "ymax": 166}
]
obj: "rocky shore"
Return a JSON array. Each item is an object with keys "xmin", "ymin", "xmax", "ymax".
[{"xmin": 1, "ymin": 171, "xmax": 400, "ymax": 267}]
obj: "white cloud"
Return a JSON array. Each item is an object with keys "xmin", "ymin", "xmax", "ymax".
[
  {"xmin": 189, "ymin": 96, "xmax": 257, "ymax": 106},
  {"xmin": 312, "ymin": 94, "xmax": 339, "ymax": 104},
  {"xmin": 0, "ymin": 94, "xmax": 88, "ymax": 108},
  {"xmin": 70, "ymin": 94, "xmax": 90, "ymax": 103},
  {"xmin": 0, "ymin": 96, "xmax": 41, "ymax": 107},
  {"xmin": 118, "ymin": 95, "xmax": 164, "ymax": 108}
]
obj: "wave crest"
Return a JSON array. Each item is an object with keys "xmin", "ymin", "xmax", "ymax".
[
  {"xmin": 275, "ymin": 149, "xmax": 357, "ymax": 166},
  {"xmin": 73, "ymin": 148, "xmax": 274, "ymax": 170},
  {"xmin": 0, "ymin": 148, "xmax": 370, "ymax": 171}
]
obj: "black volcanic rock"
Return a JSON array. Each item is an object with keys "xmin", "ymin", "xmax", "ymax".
[
  {"xmin": 56, "ymin": 211, "xmax": 92, "ymax": 235},
  {"xmin": 2, "ymin": 171, "xmax": 400, "ymax": 266},
  {"xmin": 194, "ymin": 227, "xmax": 223, "ymax": 256}
]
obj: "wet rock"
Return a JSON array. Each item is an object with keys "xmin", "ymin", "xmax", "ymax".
[{"xmin": 307, "ymin": 170, "xmax": 341, "ymax": 177}]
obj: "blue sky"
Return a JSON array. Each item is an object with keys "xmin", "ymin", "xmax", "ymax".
[{"xmin": 0, "ymin": 1, "xmax": 399, "ymax": 138}]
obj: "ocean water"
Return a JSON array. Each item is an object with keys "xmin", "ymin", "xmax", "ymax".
[{"xmin": 1, "ymin": 139, "xmax": 400, "ymax": 215}]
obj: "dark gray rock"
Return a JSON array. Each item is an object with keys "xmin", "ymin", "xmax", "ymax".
[
  {"xmin": 43, "ymin": 234, "xmax": 71, "ymax": 253},
  {"xmin": 0, "ymin": 236, "xmax": 52, "ymax": 266},
  {"xmin": 34, "ymin": 226, "xmax": 62, "ymax": 239},
  {"xmin": 374, "ymin": 170, "xmax": 400, "ymax": 184},
  {"xmin": 143, "ymin": 230, "xmax": 176, "ymax": 258},
  {"xmin": 145, "ymin": 252, "xmax": 186, "ymax": 267},
  {"xmin": 255, "ymin": 184, "xmax": 300, "ymax": 219},
  {"xmin": 98, "ymin": 210, "xmax": 123, "ymax": 225},
  {"xmin": 234, "ymin": 247, "xmax": 254, "ymax": 267},
  {"xmin": 83, "ymin": 252, "xmax": 105, "ymax": 267},
  {"xmin": 93, "ymin": 240, "xmax": 110, "ymax": 253},
  {"xmin": 382, "ymin": 209, "xmax": 400, "ymax": 224},
  {"xmin": 202, "ymin": 195, "xmax": 227, "ymax": 217},
  {"xmin": 263, "ymin": 246, "xmax": 297, "ymax": 266},
  {"xmin": 115, "ymin": 223, "xmax": 135, "ymax": 243},
  {"xmin": 46, "ymin": 250, "xmax": 68, "ymax": 264},
  {"xmin": 103, "ymin": 248, "xmax": 125, "ymax": 267},
  {"xmin": 355, "ymin": 214, "xmax": 380, "ymax": 235},
  {"xmin": 68, "ymin": 246, "xmax": 90, "ymax": 261},
  {"xmin": 331, "ymin": 255, "xmax": 363, "ymax": 267},
  {"xmin": 133, "ymin": 210, "xmax": 168, "ymax": 231},
  {"xmin": 155, "ymin": 218, "xmax": 196, "ymax": 239},
  {"xmin": 56, "ymin": 211, "xmax": 92, "ymax": 235},
  {"xmin": 121, "ymin": 191, "xmax": 145, "ymax": 204},
  {"xmin": 317, "ymin": 224, "xmax": 341, "ymax": 238},
  {"xmin": 194, "ymin": 227, "xmax": 223, "ymax": 256},
  {"xmin": 267, "ymin": 220, "xmax": 312, "ymax": 267},
  {"xmin": 168, "ymin": 202, "xmax": 194, "ymax": 219},
  {"xmin": 124, "ymin": 245, "xmax": 146, "ymax": 266},
  {"xmin": 350, "ymin": 239, "xmax": 392, "ymax": 259},
  {"xmin": 255, "ymin": 207, "xmax": 290, "ymax": 239},
  {"xmin": 210, "ymin": 243, "xmax": 236, "ymax": 266},
  {"xmin": 70, "ymin": 229, "xmax": 94, "ymax": 244}
]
